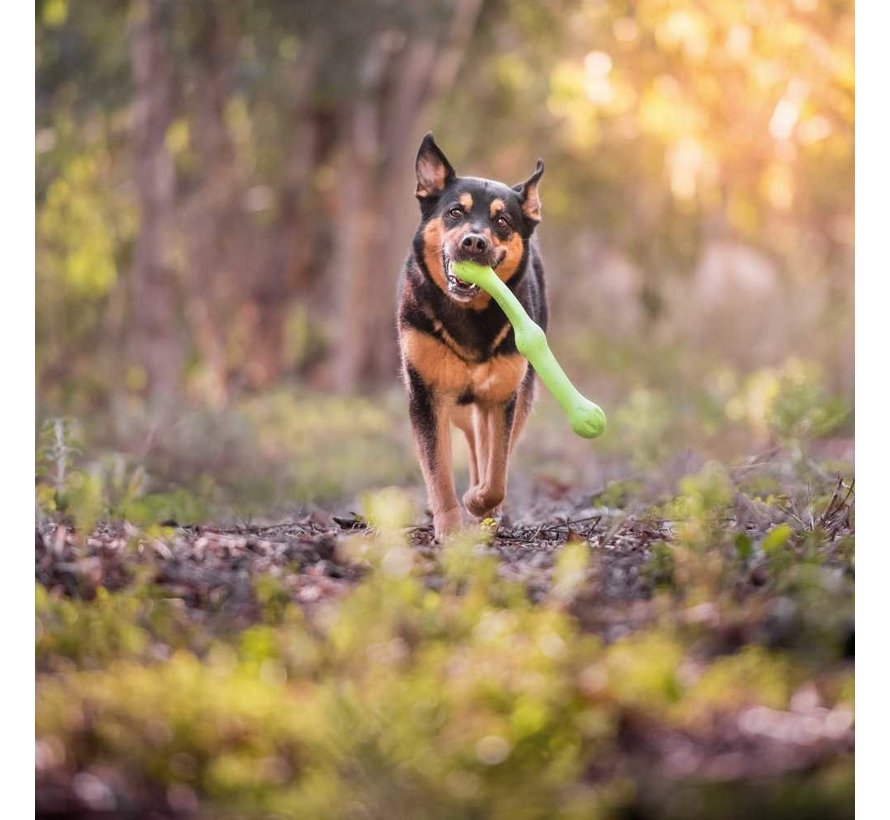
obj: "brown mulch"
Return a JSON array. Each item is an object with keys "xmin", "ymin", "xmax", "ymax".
[{"xmin": 36, "ymin": 493, "xmax": 668, "ymax": 635}]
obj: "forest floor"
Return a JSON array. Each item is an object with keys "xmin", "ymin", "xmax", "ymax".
[{"xmin": 35, "ymin": 446, "xmax": 854, "ymax": 819}]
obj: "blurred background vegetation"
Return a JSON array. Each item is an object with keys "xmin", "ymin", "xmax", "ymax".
[{"xmin": 36, "ymin": 0, "xmax": 853, "ymax": 519}]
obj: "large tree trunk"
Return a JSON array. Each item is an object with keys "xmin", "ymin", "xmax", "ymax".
[
  {"xmin": 128, "ymin": 0, "xmax": 182, "ymax": 404},
  {"xmin": 181, "ymin": 21, "xmax": 334, "ymax": 394},
  {"xmin": 331, "ymin": 0, "xmax": 483, "ymax": 392},
  {"xmin": 179, "ymin": 2, "xmax": 242, "ymax": 404},
  {"xmin": 247, "ymin": 50, "xmax": 334, "ymax": 390}
]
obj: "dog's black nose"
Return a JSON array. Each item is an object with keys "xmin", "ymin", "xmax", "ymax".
[{"xmin": 461, "ymin": 233, "xmax": 489, "ymax": 254}]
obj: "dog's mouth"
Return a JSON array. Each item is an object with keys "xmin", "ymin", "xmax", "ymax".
[
  {"xmin": 443, "ymin": 252, "xmax": 504, "ymax": 302},
  {"xmin": 444, "ymin": 255, "xmax": 480, "ymax": 300}
]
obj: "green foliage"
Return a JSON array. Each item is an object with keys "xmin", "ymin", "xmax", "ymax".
[
  {"xmin": 667, "ymin": 462, "xmax": 734, "ymax": 547},
  {"xmin": 762, "ymin": 523, "xmax": 793, "ymax": 555},
  {"xmin": 37, "ymin": 418, "xmax": 83, "ymax": 495},
  {"xmin": 37, "ymin": 418, "xmax": 101, "ymax": 532},
  {"xmin": 592, "ymin": 479, "xmax": 645, "ymax": 510},
  {"xmin": 39, "ymin": 152, "xmax": 121, "ymax": 299},
  {"xmin": 36, "ymin": 584, "xmax": 194, "ymax": 671},
  {"xmin": 646, "ymin": 542, "xmax": 676, "ymax": 589},
  {"xmin": 118, "ymin": 487, "xmax": 208, "ymax": 529},
  {"xmin": 361, "ymin": 486, "xmax": 417, "ymax": 532},
  {"xmin": 253, "ymin": 575, "xmax": 293, "ymax": 626},
  {"xmin": 734, "ymin": 532, "xmax": 753, "ymax": 561},
  {"xmin": 239, "ymin": 389, "xmax": 417, "ymax": 504},
  {"xmin": 550, "ymin": 539, "xmax": 591, "ymax": 603},
  {"xmin": 726, "ymin": 359, "xmax": 849, "ymax": 448},
  {"xmin": 606, "ymin": 388, "xmax": 674, "ymax": 470},
  {"xmin": 771, "ymin": 564, "xmax": 854, "ymax": 662},
  {"xmin": 36, "ymin": 390, "xmax": 421, "ymax": 528},
  {"xmin": 596, "ymin": 632, "xmax": 685, "ymax": 710},
  {"xmin": 767, "ymin": 361, "xmax": 849, "ymax": 445},
  {"xmin": 37, "ymin": 556, "xmax": 600, "ymax": 817},
  {"xmin": 36, "ymin": 463, "xmax": 854, "ymax": 816},
  {"xmin": 688, "ymin": 646, "xmax": 792, "ymax": 715},
  {"xmin": 36, "ymin": 417, "xmax": 210, "ymax": 531},
  {"xmin": 59, "ymin": 470, "xmax": 105, "ymax": 536},
  {"xmin": 449, "ymin": 0, "xmax": 854, "ymax": 270},
  {"xmin": 36, "ymin": 134, "xmax": 137, "ymax": 404},
  {"xmin": 37, "ymin": 546, "xmax": 852, "ymax": 817}
]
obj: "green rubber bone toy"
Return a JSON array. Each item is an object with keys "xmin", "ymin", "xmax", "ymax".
[{"xmin": 451, "ymin": 261, "xmax": 607, "ymax": 439}]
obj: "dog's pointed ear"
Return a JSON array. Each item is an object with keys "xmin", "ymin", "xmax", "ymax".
[
  {"xmin": 512, "ymin": 159, "xmax": 545, "ymax": 223},
  {"xmin": 415, "ymin": 132, "xmax": 456, "ymax": 200}
]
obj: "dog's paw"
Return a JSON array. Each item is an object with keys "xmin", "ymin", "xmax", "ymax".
[
  {"xmin": 462, "ymin": 486, "xmax": 505, "ymax": 519},
  {"xmin": 433, "ymin": 507, "xmax": 464, "ymax": 542}
]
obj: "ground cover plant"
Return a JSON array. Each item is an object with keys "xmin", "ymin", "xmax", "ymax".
[{"xmin": 35, "ymin": 376, "xmax": 853, "ymax": 818}]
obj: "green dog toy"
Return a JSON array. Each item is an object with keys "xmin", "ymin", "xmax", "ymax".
[{"xmin": 451, "ymin": 261, "xmax": 606, "ymax": 439}]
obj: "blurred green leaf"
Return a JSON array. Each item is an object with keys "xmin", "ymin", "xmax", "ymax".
[{"xmin": 762, "ymin": 523, "xmax": 793, "ymax": 555}]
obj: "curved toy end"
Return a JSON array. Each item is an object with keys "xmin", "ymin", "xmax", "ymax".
[{"xmin": 569, "ymin": 401, "xmax": 607, "ymax": 439}]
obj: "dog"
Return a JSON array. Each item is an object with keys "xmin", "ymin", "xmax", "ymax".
[{"xmin": 397, "ymin": 132, "xmax": 548, "ymax": 541}]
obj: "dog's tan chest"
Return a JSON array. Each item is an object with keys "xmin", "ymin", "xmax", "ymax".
[
  {"xmin": 468, "ymin": 355, "xmax": 527, "ymax": 403},
  {"xmin": 401, "ymin": 327, "xmax": 527, "ymax": 404}
]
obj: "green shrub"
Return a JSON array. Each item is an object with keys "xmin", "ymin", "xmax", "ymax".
[{"xmin": 36, "ymin": 521, "xmax": 854, "ymax": 818}]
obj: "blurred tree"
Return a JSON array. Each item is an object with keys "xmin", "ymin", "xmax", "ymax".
[
  {"xmin": 35, "ymin": 0, "xmax": 854, "ymax": 408},
  {"xmin": 441, "ymin": 0, "xmax": 853, "ymax": 307},
  {"xmin": 128, "ymin": 0, "xmax": 183, "ymax": 403},
  {"xmin": 178, "ymin": 1, "xmax": 241, "ymax": 403},
  {"xmin": 330, "ymin": 0, "xmax": 483, "ymax": 389}
]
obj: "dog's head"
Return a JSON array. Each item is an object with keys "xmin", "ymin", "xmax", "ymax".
[{"xmin": 413, "ymin": 132, "xmax": 544, "ymax": 305}]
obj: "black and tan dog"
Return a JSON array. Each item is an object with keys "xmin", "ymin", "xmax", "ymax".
[{"xmin": 397, "ymin": 133, "xmax": 548, "ymax": 541}]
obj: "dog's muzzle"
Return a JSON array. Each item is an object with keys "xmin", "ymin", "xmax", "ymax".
[{"xmin": 443, "ymin": 252, "xmax": 504, "ymax": 301}]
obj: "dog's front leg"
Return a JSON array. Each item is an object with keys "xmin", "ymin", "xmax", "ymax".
[
  {"xmin": 406, "ymin": 367, "xmax": 463, "ymax": 541},
  {"xmin": 463, "ymin": 396, "xmax": 517, "ymax": 519}
]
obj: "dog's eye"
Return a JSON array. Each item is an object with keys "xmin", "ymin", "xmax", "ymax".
[
  {"xmin": 496, "ymin": 216, "xmax": 509, "ymax": 230},
  {"xmin": 448, "ymin": 207, "xmax": 463, "ymax": 219}
]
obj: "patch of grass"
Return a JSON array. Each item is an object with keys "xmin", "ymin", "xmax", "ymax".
[{"xmin": 36, "ymin": 389, "xmax": 420, "ymax": 524}]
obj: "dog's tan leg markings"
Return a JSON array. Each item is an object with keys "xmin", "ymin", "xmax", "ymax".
[
  {"xmin": 463, "ymin": 400, "xmax": 515, "ymax": 519},
  {"xmin": 509, "ymin": 377, "xmax": 536, "ymax": 454},
  {"xmin": 451, "ymin": 404, "xmax": 480, "ymax": 489},
  {"xmin": 409, "ymin": 394, "xmax": 463, "ymax": 540},
  {"xmin": 401, "ymin": 328, "xmax": 471, "ymax": 540},
  {"xmin": 471, "ymin": 404, "xmax": 489, "ymax": 489}
]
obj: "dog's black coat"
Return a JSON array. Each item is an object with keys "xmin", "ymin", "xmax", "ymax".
[{"xmin": 398, "ymin": 184, "xmax": 548, "ymax": 369}]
